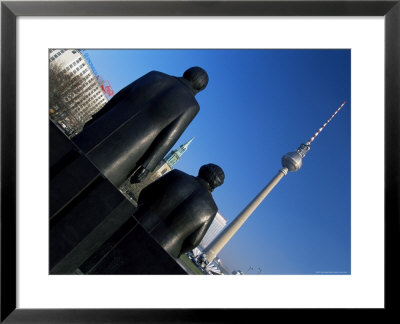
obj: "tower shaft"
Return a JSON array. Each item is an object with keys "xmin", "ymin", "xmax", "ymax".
[{"xmin": 203, "ymin": 168, "xmax": 288, "ymax": 263}]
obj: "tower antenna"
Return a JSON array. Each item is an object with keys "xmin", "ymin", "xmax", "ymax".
[
  {"xmin": 307, "ymin": 101, "xmax": 346, "ymax": 145},
  {"xmin": 282, "ymin": 101, "xmax": 347, "ymax": 171}
]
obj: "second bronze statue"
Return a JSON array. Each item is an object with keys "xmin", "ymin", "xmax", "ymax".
[{"xmin": 135, "ymin": 164, "xmax": 225, "ymax": 258}]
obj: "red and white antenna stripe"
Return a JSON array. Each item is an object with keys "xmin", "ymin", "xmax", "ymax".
[{"xmin": 306, "ymin": 101, "xmax": 346, "ymax": 145}]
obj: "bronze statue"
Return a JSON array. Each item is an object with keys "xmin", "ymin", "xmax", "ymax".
[
  {"xmin": 134, "ymin": 164, "xmax": 225, "ymax": 258},
  {"xmin": 72, "ymin": 67, "xmax": 209, "ymax": 187}
]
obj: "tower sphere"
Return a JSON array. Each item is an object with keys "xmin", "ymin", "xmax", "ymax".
[{"xmin": 281, "ymin": 152, "xmax": 303, "ymax": 172}]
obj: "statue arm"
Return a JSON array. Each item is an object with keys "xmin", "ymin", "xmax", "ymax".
[
  {"xmin": 180, "ymin": 213, "xmax": 215, "ymax": 254},
  {"xmin": 139, "ymin": 107, "xmax": 198, "ymax": 172}
]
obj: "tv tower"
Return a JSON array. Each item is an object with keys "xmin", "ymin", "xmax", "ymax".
[{"xmin": 203, "ymin": 101, "xmax": 347, "ymax": 264}]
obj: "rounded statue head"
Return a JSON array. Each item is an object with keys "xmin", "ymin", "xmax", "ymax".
[
  {"xmin": 198, "ymin": 163, "xmax": 225, "ymax": 192},
  {"xmin": 183, "ymin": 67, "xmax": 209, "ymax": 94}
]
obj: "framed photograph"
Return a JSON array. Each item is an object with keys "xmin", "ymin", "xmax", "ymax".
[{"xmin": 1, "ymin": 0, "xmax": 399, "ymax": 322}]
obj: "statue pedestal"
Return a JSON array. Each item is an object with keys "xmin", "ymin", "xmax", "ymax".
[{"xmin": 49, "ymin": 121, "xmax": 187, "ymax": 275}]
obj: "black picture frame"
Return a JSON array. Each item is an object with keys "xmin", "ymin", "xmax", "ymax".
[{"xmin": 1, "ymin": 0, "xmax": 399, "ymax": 322}]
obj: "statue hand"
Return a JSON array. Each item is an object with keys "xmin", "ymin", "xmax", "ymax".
[{"xmin": 130, "ymin": 166, "xmax": 150, "ymax": 183}]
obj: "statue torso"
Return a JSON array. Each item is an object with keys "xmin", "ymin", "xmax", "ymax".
[
  {"xmin": 135, "ymin": 170, "xmax": 218, "ymax": 257},
  {"xmin": 73, "ymin": 71, "xmax": 200, "ymax": 153}
]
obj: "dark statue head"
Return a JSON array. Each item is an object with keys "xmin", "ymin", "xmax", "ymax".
[
  {"xmin": 183, "ymin": 67, "xmax": 209, "ymax": 94},
  {"xmin": 198, "ymin": 164, "xmax": 225, "ymax": 192}
]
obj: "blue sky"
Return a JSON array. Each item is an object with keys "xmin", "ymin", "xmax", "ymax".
[{"xmin": 85, "ymin": 49, "xmax": 351, "ymax": 275}]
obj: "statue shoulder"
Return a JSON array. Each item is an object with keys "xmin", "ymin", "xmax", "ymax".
[
  {"xmin": 167, "ymin": 169, "xmax": 194, "ymax": 182},
  {"xmin": 145, "ymin": 70, "xmax": 171, "ymax": 80}
]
